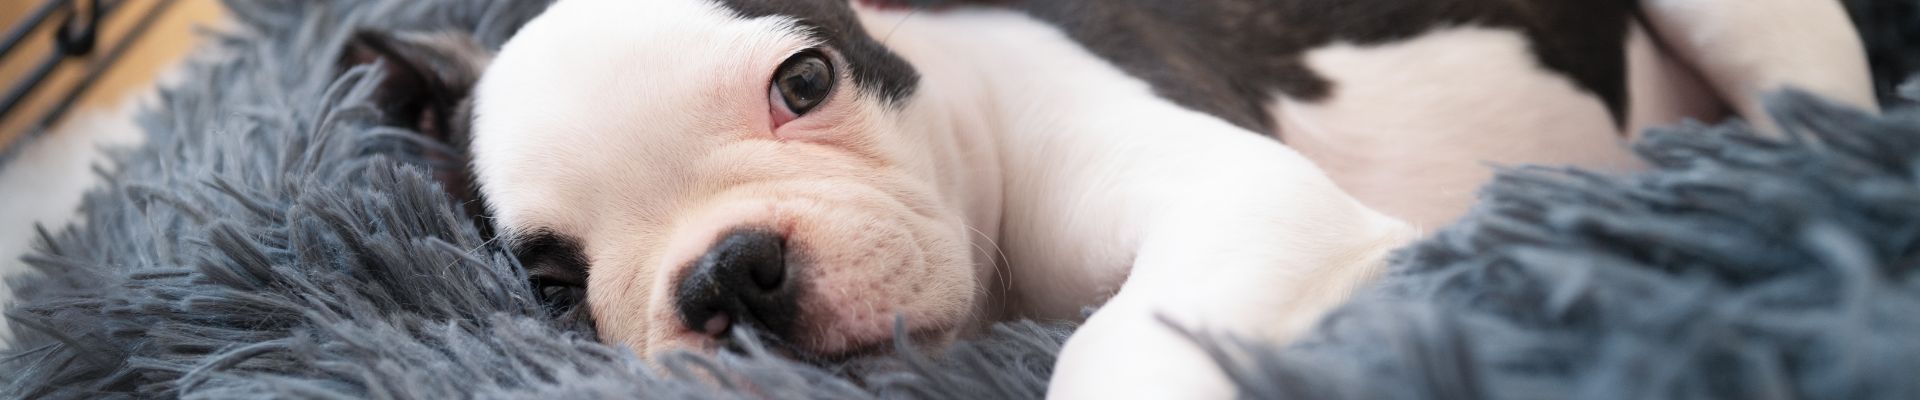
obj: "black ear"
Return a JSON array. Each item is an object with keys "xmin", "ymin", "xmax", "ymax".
[
  {"xmin": 338, "ymin": 30, "xmax": 492, "ymax": 222},
  {"xmin": 339, "ymin": 30, "xmax": 489, "ymax": 145}
]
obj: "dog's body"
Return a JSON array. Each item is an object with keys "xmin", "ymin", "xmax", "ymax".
[
  {"xmin": 339, "ymin": 0, "xmax": 1874, "ymax": 397},
  {"xmin": 889, "ymin": 0, "xmax": 1875, "ymax": 229}
]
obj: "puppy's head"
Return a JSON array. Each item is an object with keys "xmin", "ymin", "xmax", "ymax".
[{"xmin": 470, "ymin": 0, "xmax": 980, "ymax": 359}]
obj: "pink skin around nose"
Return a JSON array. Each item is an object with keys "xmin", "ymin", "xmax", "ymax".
[{"xmin": 700, "ymin": 314, "xmax": 731, "ymax": 337}]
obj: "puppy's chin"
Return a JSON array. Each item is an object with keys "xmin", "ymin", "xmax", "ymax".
[{"xmin": 591, "ymin": 177, "xmax": 979, "ymax": 360}]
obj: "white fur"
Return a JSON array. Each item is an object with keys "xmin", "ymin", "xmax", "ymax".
[{"xmin": 473, "ymin": 0, "xmax": 805, "ymax": 239}]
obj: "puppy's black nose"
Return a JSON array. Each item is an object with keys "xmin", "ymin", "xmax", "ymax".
[{"xmin": 675, "ymin": 229, "xmax": 797, "ymax": 340}]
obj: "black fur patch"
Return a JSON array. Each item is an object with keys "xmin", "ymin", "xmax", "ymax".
[
  {"xmin": 514, "ymin": 229, "xmax": 594, "ymax": 327},
  {"xmin": 996, "ymin": 0, "xmax": 1636, "ymax": 132},
  {"xmin": 713, "ymin": 0, "xmax": 921, "ymax": 104}
]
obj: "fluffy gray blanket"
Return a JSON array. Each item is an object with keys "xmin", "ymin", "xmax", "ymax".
[{"xmin": 6, "ymin": 0, "xmax": 1920, "ymax": 398}]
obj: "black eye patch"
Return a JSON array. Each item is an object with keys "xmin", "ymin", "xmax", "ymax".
[
  {"xmin": 513, "ymin": 229, "xmax": 591, "ymax": 323},
  {"xmin": 712, "ymin": 0, "xmax": 919, "ymax": 104}
]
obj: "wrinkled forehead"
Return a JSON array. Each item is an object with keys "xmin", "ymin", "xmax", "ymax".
[
  {"xmin": 489, "ymin": 0, "xmax": 815, "ymax": 92},
  {"xmin": 469, "ymin": 0, "xmax": 919, "ymax": 238}
]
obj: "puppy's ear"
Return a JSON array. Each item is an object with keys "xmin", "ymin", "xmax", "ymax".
[
  {"xmin": 338, "ymin": 30, "xmax": 493, "ymax": 223},
  {"xmin": 339, "ymin": 30, "xmax": 490, "ymax": 145}
]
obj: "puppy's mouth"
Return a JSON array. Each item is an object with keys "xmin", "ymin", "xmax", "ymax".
[
  {"xmin": 664, "ymin": 227, "xmax": 966, "ymax": 363},
  {"xmin": 714, "ymin": 318, "xmax": 958, "ymax": 366}
]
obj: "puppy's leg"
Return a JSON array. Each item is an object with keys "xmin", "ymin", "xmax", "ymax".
[
  {"xmin": 1000, "ymin": 109, "xmax": 1416, "ymax": 399},
  {"xmin": 1640, "ymin": 0, "xmax": 1878, "ymax": 128},
  {"xmin": 1049, "ymin": 185, "xmax": 1412, "ymax": 399}
]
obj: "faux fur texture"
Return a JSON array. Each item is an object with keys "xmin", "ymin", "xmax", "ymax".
[
  {"xmin": 6, "ymin": 0, "xmax": 1920, "ymax": 399},
  {"xmin": 1207, "ymin": 90, "xmax": 1920, "ymax": 399}
]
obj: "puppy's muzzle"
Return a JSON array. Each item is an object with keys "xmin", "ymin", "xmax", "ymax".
[{"xmin": 674, "ymin": 229, "xmax": 799, "ymax": 342}]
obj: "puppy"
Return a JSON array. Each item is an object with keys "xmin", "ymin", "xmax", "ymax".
[{"xmin": 344, "ymin": 0, "xmax": 1874, "ymax": 397}]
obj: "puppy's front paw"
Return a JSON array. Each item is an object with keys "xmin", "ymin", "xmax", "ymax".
[{"xmin": 1048, "ymin": 307, "xmax": 1237, "ymax": 399}]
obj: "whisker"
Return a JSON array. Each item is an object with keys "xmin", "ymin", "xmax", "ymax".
[
  {"xmin": 880, "ymin": 7, "xmax": 920, "ymax": 47},
  {"xmin": 436, "ymin": 231, "xmax": 507, "ymax": 272},
  {"xmin": 961, "ymin": 222, "xmax": 1013, "ymax": 301}
]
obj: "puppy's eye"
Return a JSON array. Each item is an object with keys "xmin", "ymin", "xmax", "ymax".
[
  {"xmin": 529, "ymin": 261, "xmax": 588, "ymax": 319},
  {"xmin": 770, "ymin": 50, "xmax": 835, "ymax": 121},
  {"xmin": 515, "ymin": 232, "xmax": 590, "ymax": 318}
]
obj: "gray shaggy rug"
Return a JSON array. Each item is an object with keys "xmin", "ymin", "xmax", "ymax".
[{"xmin": 6, "ymin": 0, "xmax": 1920, "ymax": 399}]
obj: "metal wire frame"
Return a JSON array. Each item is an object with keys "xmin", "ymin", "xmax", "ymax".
[{"xmin": 0, "ymin": 0, "xmax": 180, "ymax": 158}]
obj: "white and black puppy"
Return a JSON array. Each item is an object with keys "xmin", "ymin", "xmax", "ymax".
[{"xmin": 345, "ymin": 0, "xmax": 1874, "ymax": 397}]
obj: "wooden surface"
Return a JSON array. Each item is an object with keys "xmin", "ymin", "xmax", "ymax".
[{"xmin": 0, "ymin": 0, "xmax": 226, "ymax": 149}]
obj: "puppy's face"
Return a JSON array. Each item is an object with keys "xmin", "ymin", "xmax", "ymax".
[{"xmin": 470, "ymin": 0, "xmax": 979, "ymax": 359}]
